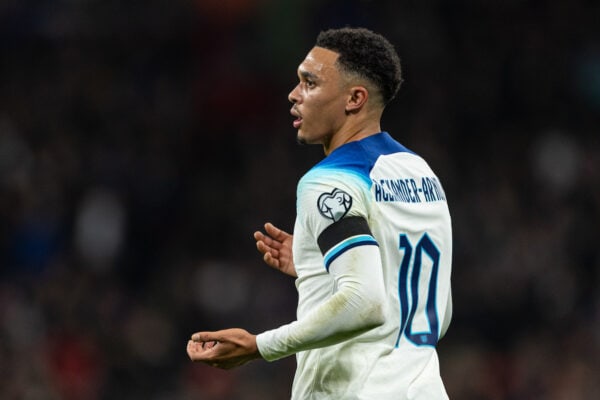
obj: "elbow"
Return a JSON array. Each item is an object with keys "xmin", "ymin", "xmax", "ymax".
[
  {"xmin": 371, "ymin": 303, "xmax": 386, "ymax": 328},
  {"xmin": 360, "ymin": 297, "xmax": 386, "ymax": 330},
  {"xmin": 340, "ymin": 281, "xmax": 386, "ymax": 332}
]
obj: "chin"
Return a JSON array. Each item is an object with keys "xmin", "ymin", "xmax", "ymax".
[
  {"xmin": 297, "ymin": 130, "xmax": 319, "ymax": 146},
  {"xmin": 296, "ymin": 137, "xmax": 308, "ymax": 145},
  {"xmin": 296, "ymin": 131, "xmax": 309, "ymax": 145}
]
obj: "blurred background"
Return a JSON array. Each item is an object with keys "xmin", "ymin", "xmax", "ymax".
[{"xmin": 1, "ymin": 0, "xmax": 599, "ymax": 399}]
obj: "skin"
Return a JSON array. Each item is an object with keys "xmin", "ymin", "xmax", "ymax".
[
  {"xmin": 187, "ymin": 46, "xmax": 386, "ymax": 369},
  {"xmin": 289, "ymin": 46, "xmax": 383, "ymax": 155}
]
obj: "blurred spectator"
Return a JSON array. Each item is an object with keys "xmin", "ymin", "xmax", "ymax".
[{"xmin": 0, "ymin": 0, "xmax": 598, "ymax": 398}]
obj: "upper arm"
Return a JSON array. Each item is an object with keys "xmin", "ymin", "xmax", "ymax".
[{"xmin": 321, "ymin": 217, "xmax": 387, "ymax": 325}]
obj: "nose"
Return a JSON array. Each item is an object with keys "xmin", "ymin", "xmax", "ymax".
[{"xmin": 288, "ymin": 84, "xmax": 301, "ymax": 104}]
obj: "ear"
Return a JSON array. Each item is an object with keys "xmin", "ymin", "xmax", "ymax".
[{"xmin": 345, "ymin": 86, "xmax": 369, "ymax": 113}]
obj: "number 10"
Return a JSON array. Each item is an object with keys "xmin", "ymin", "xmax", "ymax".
[{"xmin": 395, "ymin": 233, "xmax": 440, "ymax": 347}]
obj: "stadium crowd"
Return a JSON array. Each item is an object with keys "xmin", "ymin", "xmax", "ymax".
[{"xmin": 1, "ymin": 0, "xmax": 599, "ymax": 398}]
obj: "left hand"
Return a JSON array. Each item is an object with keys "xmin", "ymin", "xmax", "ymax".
[
  {"xmin": 254, "ymin": 222, "xmax": 296, "ymax": 277},
  {"xmin": 187, "ymin": 328, "xmax": 261, "ymax": 369}
]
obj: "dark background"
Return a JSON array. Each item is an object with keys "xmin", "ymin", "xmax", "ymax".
[{"xmin": 1, "ymin": 1, "xmax": 599, "ymax": 399}]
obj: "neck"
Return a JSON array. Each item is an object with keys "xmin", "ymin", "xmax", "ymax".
[{"xmin": 323, "ymin": 116, "xmax": 382, "ymax": 155}]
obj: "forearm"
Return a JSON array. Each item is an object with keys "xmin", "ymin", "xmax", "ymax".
[{"xmin": 256, "ymin": 245, "xmax": 386, "ymax": 361}]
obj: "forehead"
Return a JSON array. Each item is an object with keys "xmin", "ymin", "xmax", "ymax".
[{"xmin": 298, "ymin": 46, "xmax": 340, "ymax": 77}]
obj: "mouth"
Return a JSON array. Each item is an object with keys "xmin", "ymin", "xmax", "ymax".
[{"xmin": 291, "ymin": 108, "xmax": 302, "ymax": 129}]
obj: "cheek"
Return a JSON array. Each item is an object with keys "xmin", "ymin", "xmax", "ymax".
[
  {"xmin": 320, "ymin": 98, "xmax": 346, "ymax": 124},
  {"xmin": 302, "ymin": 90, "xmax": 346, "ymax": 132},
  {"xmin": 309, "ymin": 93, "xmax": 341, "ymax": 115}
]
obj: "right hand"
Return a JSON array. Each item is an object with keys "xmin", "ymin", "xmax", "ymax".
[
  {"xmin": 254, "ymin": 223, "xmax": 296, "ymax": 277},
  {"xmin": 187, "ymin": 328, "xmax": 261, "ymax": 369}
]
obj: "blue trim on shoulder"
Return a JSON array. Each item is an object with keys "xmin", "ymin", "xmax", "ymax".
[{"xmin": 312, "ymin": 132, "xmax": 415, "ymax": 187}]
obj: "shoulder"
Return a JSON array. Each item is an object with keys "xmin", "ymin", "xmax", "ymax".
[
  {"xmin": 296, "ymin": 132, "xmax": 416, "ymax": 224},
  {"xmin": 301, "ymin": 132, "xmax": 415, "ymax": 190}
]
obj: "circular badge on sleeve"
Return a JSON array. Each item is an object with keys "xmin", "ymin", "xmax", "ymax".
[{"xmin": 317, "ymin": 188, "xmax": 352, "ymax": 222}]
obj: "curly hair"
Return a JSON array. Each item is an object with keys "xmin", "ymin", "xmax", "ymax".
[{"xmin": 315, "ymin": 27, "xmax": 403, "ymax": 106}]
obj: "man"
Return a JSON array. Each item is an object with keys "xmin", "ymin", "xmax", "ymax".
[{"xmin": 187, "ymin": 27, "xmax": 453, "ymax": 399}]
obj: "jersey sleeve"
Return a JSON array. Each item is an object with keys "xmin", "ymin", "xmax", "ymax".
[
  {"xmin": 296, "ymin": 166, "xmax": 371, "ymax": 243},
  {"xmin": 256, "ymin": 243, "xmax": 386, "ymax": 361},
  {"xmin": 256, "ymin": 168, "xmax": 387, "ymax": 361}
]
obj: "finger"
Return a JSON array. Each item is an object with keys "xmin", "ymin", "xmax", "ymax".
[
  {"xmin": 264, "ymin": 223, "xmax": 284, "ymax": 239},
  {"xmin": 187, "ymin": 340, "xmax": 203, "ymax": 359},
  {"xmin": 188, "ymin": 339, "xmax": 204, "ymax": 352},
  {"xmin": 191, "ymin": 332, "xmax": 220, "ymax": 343},
  {"xmin": 255, "ymin": 237, "xmax": 270, "ymax": 251},
  {"xmin": 257, "ymin": 240, "xmax": 280, "ymax": 256},
  {"xmin": 255, "ymin": 232, "xmax": 282, "ymax": 251},
  {"xmin": 253, "ymin": 231, "xmax": 264, "ymax": 241},
  {"xmin": 254, "ymin": 232, "xmax": 273, "ymax": 248},
  {"xmin": 202, "ymin": 340, "xmax": 219, "ymax": 349},
  {"xmin": 267, "ymin": 222, "xmax": 291, "ymax": 239},
  {"xmin": 263, "ymin": 252, "xmax": 280, "ymax": 268},
  {"xmin": 188, "ymin": 341, "xmax": 219, "ymax": 364}
]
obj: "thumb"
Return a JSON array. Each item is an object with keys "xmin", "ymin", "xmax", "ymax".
[{"xmin": 191, "ymin": 332, "xmax": 219, "ymax": 342}]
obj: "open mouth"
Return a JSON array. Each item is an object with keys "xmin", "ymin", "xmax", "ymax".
[
  {"xmin": 291, "ymin": 108, "xmax": 302, "ymax": 128},
  {"xmin": 292, "ymin": 116, "xmax": 303, "ymax": 128}
]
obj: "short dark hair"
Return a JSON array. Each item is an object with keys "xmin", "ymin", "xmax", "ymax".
[{"xmin": 316, "ymin": 27, "xmax": 403, "ymax": 106}]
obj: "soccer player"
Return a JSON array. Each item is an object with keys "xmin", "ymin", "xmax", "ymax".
[{"xmin": 187, "ymin": 27, "xmax": 453, "ymax": 399}]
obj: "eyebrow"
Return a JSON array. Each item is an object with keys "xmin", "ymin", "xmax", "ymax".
[{"xmin": 299, "ymin": 69, "xmax": 319, "ymax": 81}]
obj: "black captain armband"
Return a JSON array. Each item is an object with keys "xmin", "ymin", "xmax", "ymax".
[{"xmin": 317, "ymin": 216, "xmax": 377, "ymax": 255}]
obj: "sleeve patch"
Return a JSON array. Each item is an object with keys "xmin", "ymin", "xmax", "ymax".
[{"xmin": 317, "ymin": 188, "xmax": 352, "ymax": 222}]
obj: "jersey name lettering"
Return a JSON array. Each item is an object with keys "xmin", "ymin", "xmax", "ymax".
[{"xmin": 373, "ymin": 177, "xmax": 446, "ymax": 203}]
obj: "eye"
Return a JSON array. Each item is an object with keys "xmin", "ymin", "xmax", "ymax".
[{"xmin": 305, "ymin": 80, "xmax": 316, "ymax": 88}]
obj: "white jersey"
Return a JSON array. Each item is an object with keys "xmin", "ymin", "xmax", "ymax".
[{"xmin": 257, "ymin": 132, "xmax": 452, "ymax": 399}]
